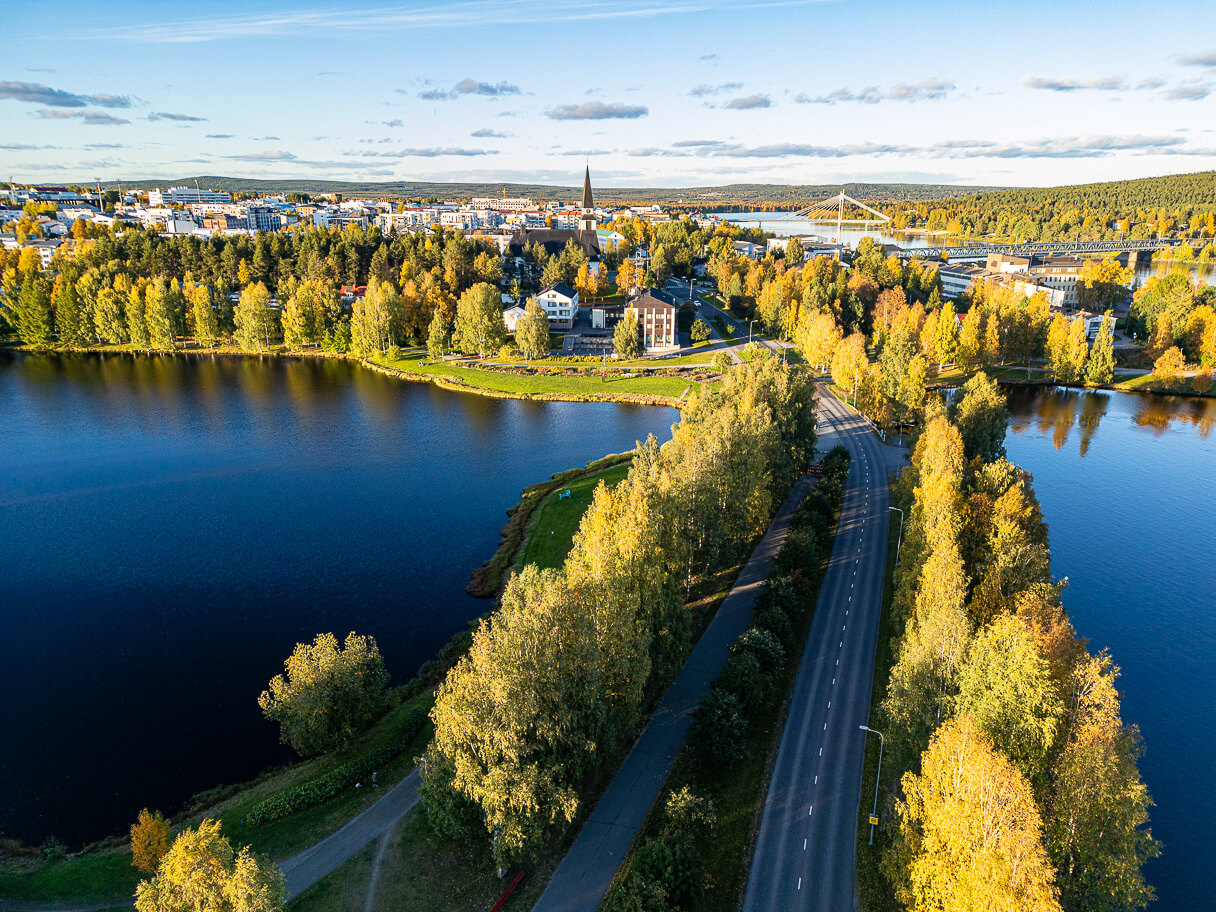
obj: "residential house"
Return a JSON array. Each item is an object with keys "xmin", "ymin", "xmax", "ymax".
[{"xmin": 535, "ymin": 282, "xmax": 579, "ymax": 330}]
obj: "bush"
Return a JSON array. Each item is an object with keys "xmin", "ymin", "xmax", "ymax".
[
  {"xmin": 246, "ymin": 701, "xmax": 428, "ymax": 826},
  {"xmin": 385, "ymin": 345, "xmax": 401, "ymax": 362},
  {"xmin": 689, "ymin": 317, "xmax": 712, "ymax": 344},
  {"xmin": 752, "ymin": 605, "xmax": 794, "ymax": 652},
  {"xmin": 733, "ymin": 627, "xmax": 785, "ymax": 674},
  {"xmin": 756, "ymin": 575, "xmax": 804, "ymax": 621},
  {"xmin": 689, "ymin": 687, "xmax": 747, "ymax": 769},
  {"xmin": 603, "ymin": 870, "xmax": 672, "ymax": 912},
  {"xmin": 633, "ymin": 835, "xmax": 704, "ymax": 911},
  {"xmin": 717, "ymin": 650, "xmax": 767, "ymax": 717},
  {"xmin": 776, "ymin": 525, "xmax": 820, "ymax": 575}
]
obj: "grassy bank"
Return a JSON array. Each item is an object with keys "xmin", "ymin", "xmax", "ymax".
[
  {"xmin": 465, "ymin": 452, "xmax": 635, "ymax": 598},
  {"xmin": 374, "ymin": 351, "xmax": 695, "ymax": 403},
  {"xmin": 516, "ymin": 462, "xmax": 632, "ymax": 570},
  {"xmin": 0, "ymin": 691, "xmax": 435, "ymax": 905}
]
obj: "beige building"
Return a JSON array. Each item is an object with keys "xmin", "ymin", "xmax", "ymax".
[{"xmin": 626, "ymin": 288, "xmax": 679, "ymax": 352}]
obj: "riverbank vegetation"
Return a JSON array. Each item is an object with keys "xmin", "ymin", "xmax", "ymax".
[
  {"xmin": 859, "ymin": 374, "xmax": 1157, "ymax": 912},
  {"xmin": 600, "ymin": 446, "xmax": 850, "ymax": 912},
  {"xmin": 419, "ymin": 353, "xmax": 817, "ymax": 870}
]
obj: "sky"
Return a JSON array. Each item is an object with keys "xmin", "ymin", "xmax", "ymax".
[{"xmin": 3, "ymin": 0, "xmax": 1216, "ymax": 190}]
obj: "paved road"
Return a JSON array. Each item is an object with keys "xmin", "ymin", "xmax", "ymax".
[
  {"xmin": 742, "ymin": 385, "xmax": 904, "ymax": 912},
  {"xmin": 531, "ymin": 472, "xmax": 819, "ymax": 912},
  {"xmin": 279, "ymin": 769, "xmax": 420, "ymax": 898}
]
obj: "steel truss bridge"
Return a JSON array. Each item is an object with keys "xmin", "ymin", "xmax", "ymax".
[{"xmin": 894, "ymin": 238, "xmax": 1173, "ymax": 261}]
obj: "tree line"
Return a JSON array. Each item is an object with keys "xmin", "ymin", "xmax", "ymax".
[
  {"xmin": 878, "ymin": 374, "xmax": 1157, "ymax": 912},
  {"xmin": 417, "ymin": 353, "xmax": 817, "ymax": 868}
]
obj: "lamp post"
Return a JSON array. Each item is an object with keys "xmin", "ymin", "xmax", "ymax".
[
  {"xmin": 888, "ymin": 506, "xmax": 904, "ymax": 568},
  {"xmin": 859, "ymin": 725, "xmax": 884, "ymax": 846},
  {"xmin": 748, "ymin": 319, "xmax": 757, "ymax": 345}
]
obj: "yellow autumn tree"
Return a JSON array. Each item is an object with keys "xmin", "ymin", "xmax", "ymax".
[
  {"xmin": 130, "ymin": 808, "xmax": 171, "ymax": 874},
  {"xmin": 886, "ymin": 714, "xmax": 1063, "ymax": 912}
]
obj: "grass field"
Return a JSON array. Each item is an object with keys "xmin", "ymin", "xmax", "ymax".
[
  {"xmin": 0, "ymin": 691, "xmax": 435, "ymax": 904},
  {"xmin": 378, "ymin": 353, "xmax": 693, "ymax": 400},
  {"xmin": 516, "ymin": 463, "xmax": 631, "ymax": 570}
]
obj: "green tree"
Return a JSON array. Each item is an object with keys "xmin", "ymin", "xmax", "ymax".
[
  {"xmin": 234, "ymin": 282, "xmax": 274, "ymax": 352},
  {"xmin": 134, "ymin": 819, "xmax": 285, "ymax": 912},
  {"xmin": 280, "ymin": 283, "xmax": 309, "ymax": 352},
  {"xmin": 614, "ymin": 311, "xmax": 641, "ymax": 359},
  {"xmin": 955, "ymin": 614, "xmax": 1064, "ymax": 788},
  {"xmin": 1047, "ymin": 654, "xmax": 1158, "ymax": 912},
  {"xmin": 427, "ymin": 306, "xmax": 450, "ymax": 359},
  {"xmin": 5, "ymin": 270, "xmax": 52, "ymax": 347},
  {"xmin": 933, "ymin": 301, "xmax": 958, "ymax": 369},
  {"xmin": 950, "ymin": 371, "xmax": 1009, "ymax": 462},
  {"xmin": 53, "ymin": 270, "xmax": 88, "ymax": 347},
  {"xmin": 94, "ymin": 283, "xmax": 127, "ymax": 344},
  {"xmin": 127, "ymin": 281, "xmax": 150, "ymax": 349},
  {"xmin": 257, "ymin": 632, "xmax": 389, "ymax": 757},
  {"xmin": 144, "ymin": 278, "xmax": 176, "ymax": 351},
  {"xmin": 1078, "ymin": 258, "xmax": 1132, "ymax": 312},
  {"xmin": 452, "ymin": 282, "xmax": 507, "ymax": 357},
  {"xmin": 1152, "ymin": 345, "xmax": 1184, "ymax": 385},
  {"xmin": 516, "ymin": 299, "xmax": 551, "ymax": 361},
  {"xmin": 350, "ymin": 281, "xmax": 401, "ymax": 356},
  {"xmin": 1066, "ymin": 317, "xmax": 1090, "ymax": 383},
  {"xmin": 189, "ymin": 284, "xmax": 219, "ymax": 348},
  {"xmin": 1085, "ymin": 312, "xmax": 1116, "ymax": 385},
  {"xmin": 689, "ymin": 687, "xmax": 747, "ymax": 769}
]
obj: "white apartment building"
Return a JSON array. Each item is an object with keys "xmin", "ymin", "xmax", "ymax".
[
  {"xmin": 148, "ymin": 187, "xmax": 232, "ymax": 206},
  {"xmin": 535, "ymin": 282, "xmax": 579, "ymax": 330},
  {"xmin": 471, "ymin": 197, "xmax": 534, "ymax": 212}
]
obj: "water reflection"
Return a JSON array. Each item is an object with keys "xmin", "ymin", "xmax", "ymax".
[{"xmin": 1006, "ymin": 385, "xmax": 1216, "ymax": 452}]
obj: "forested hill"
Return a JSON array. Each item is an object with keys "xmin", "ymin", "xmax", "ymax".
[
  {"xmin": 93, "ymin": 177, "xmax": 1002, "ymax": 206},
  {"xmin": 890, "ymin": 170, "xmax": 1216, "ymax": 239}
]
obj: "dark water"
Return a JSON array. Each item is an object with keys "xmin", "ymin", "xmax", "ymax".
[
  {"xmin": 1003, "ymin": 386, "xmax": 1216, "ymax": 911},
  {"xmin": 0, "ymin": 351, "xmax": 676, "ymax": 847}
]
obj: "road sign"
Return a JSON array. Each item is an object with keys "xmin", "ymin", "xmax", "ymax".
[{"xmin": 869, "ymin": 815, "xmax": 879, "ymax": 826}]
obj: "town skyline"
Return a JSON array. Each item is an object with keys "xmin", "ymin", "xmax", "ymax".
[{"xmin": 4, "ymin": 0, "xmax": 1216, "ymax": 188}]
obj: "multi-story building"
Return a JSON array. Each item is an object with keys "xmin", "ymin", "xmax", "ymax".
[
  {"xmin": 987, "ymin": 253, "xmax": 1084, "ymax": 308},
  {"xmin": 626, "ymin": 287, "xmax": 680, "ymax": 352},
  {"xmin": 471, "ymin": 196, "xmax": 534, "ymax": 212},
  {"xmin": 245, "ymin": 205, "xmax": 282, "ymax": 232},
  {"xmin": 148, "ymin": 187, "xmax": 232, "ymax": 206}
]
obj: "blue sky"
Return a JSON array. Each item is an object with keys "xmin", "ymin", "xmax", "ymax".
[{"xmin": 3, "ymin": 0, "xmax": 1215, "ymax": 189}]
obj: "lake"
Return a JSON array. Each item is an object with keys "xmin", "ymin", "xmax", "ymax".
[
  {"xmin": 0, "ymin": 351, "xmax": 676, "ymax": 847},
  {"xmin": 1003, "ymin": 386, "xmax": 1216, "ymax": 911}
]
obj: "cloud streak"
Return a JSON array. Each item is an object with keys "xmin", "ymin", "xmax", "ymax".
[
  {"xmin": 795, "ymin": 78, "xmax": 954, "ymax": 105},
  {"xmin": 147, "ymin": 111, "xmax": 207, "ymax": 122},
  {"xmin": 723, "ymin": 93, "xmax": 771, "ymax": 109},
  {"xmin": 548, "ymin": 101, "xmax": 648, "ymax": 120},
  {"xmin": 0, "ymin": 80, "xmax": 132, "ymax": 108},
  {"xmin": 34, "ymin": 108, "xmax": 131, "ymax": 125}
]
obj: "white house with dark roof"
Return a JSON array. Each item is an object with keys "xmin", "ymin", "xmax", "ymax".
[{"xmin": 536, "ymin": 282, "xmax": 579, "ymax": 330}]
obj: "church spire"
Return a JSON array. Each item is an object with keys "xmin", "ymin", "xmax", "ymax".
[{"xmin": 582, "ymin": 163, "xmax": 594, "ymax": 211}]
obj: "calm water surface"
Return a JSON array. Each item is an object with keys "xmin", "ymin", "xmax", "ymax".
[
  {"xmin": 1003, "ymin": 386, "xmax": 1216, "ymax": 912},
  {"xmin": 0, "ymin": 352, "xmax": 676, "ymax": 846}
]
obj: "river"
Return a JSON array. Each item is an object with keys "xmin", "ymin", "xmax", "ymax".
[
  {"xmin": 0, "ymin": 351, "xmax": 676, "ymax": 847},
  {"xmin": 1002, "ymin": 386, "xmax": 1216, "ymax": 911},
  {"xmin": 711, "ymin": 210, "xmax": 1215, "ymax": 288}
]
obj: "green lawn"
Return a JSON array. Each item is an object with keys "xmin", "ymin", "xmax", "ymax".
[
  {"xmin": 378, "ymin": 353, "xmax": 693, "ymax": 400},
  {"xmin": 516, "ymin": 463, "xmax": 631, "ymax": 570},
  {"xmin": 0, "ymin": 691, "xmax": 435, "ymax": 904},
  {"xmin": 287, "ymin": 841, "xmax": 376, "ymax": 912}
]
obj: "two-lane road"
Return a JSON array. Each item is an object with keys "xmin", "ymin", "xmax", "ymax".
[{"xmin": 743, "ymin": 385, "xmax": 901, "ymax": 912}]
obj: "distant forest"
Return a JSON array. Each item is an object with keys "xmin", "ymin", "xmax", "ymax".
[
  {"xmin": 878, "ymin": 171, "xmax": 1216, "ymax": 242},
  {"xmin": 86, "ymin": 177, "xmax": 1002, "ymax": 206}
]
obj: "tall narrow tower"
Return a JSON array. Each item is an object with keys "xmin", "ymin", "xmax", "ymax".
[{"xmin": 579, "ymin": 163, "xmax": 597, "ymax": 232}]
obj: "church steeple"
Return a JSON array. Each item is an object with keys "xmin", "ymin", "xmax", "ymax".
[
  {"xmin": 582, "ymin": 163, "xmax": 594, "ymax": 211},
  {"xmin": 579, "ymin": 163, "xmax": 596, "ymax": 232}
]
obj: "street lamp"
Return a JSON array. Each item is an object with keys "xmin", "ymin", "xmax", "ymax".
[
  {"xmin": 748, "ymin": 319, "xmax": 758, "ymax": 345},
  {"xmin": 859, "ymin": 725, "xmax": 884, "ymax": 846},
  {"xmin": 887, "ymin": 506, "xmax": 904, "ymax": 569}
]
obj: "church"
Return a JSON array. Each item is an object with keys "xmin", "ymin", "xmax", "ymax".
[{"xmin": 505, "ymin": 165, "xmax": 603, "ymax": 265}]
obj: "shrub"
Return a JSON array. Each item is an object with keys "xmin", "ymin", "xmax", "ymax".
[
  {"xmin": 752, "ymin": 605, "xmax": 794, "ymax": 652},
  {"xmin": 717, "ymin": 650, "xmax": 767, "ymax": 717},
  {"xmin": 603, "ymin": 871, "xmax": 672, "ymax": 912},
  {"xmin": 777, "ymin": 526, "xmax": 820, "ymax": 575},
  {"xmin": 690, "ymin": 687, "xmax": 747, "ymax": 769},
  {"xmin": 633, "ymin": 835, "xmax": 703, "ymax": 911},
  {"xmin": 756, "ymin": 575, "xmax": 804, "ymax": 621},
  {"xmin": 245, "ymin": 701, "xmax": 428, "ymax": 826},
  {"xmin": 130, "ymin": 809, "xmax": 170, "ymax": 873},
  {"xmin": 733, "ymin": 627, "xmax": 785, "ymax": 674},
  {"xmin": 385, "ymin": 345, "xmax": 401, "ymax": 362},
  {"xmin": 689, "ymin": 317, "xmax": 712, "ymax": 344}
]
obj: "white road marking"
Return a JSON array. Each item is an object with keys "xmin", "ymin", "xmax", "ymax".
[
  {"xmin": 797, "ymin": 878, "xmax": 802, "ymax": 890},
  {"xmin": 804, "ymin": 838, "xmax": 808, "ymax": 850},
  {"xmin": 809, "ymin": 806, "xmax": 813, "ymax": 816},
  {"xmin": 832, "ymin": 677, "xmax": 835, "ymax": 684},
  {"xmin": 819, "ymin": 747, "xmax": 823, "ymax": 755},
  {"xmin": 827, "ymin": 701, "xmax": 831, "ymax": 708}
]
